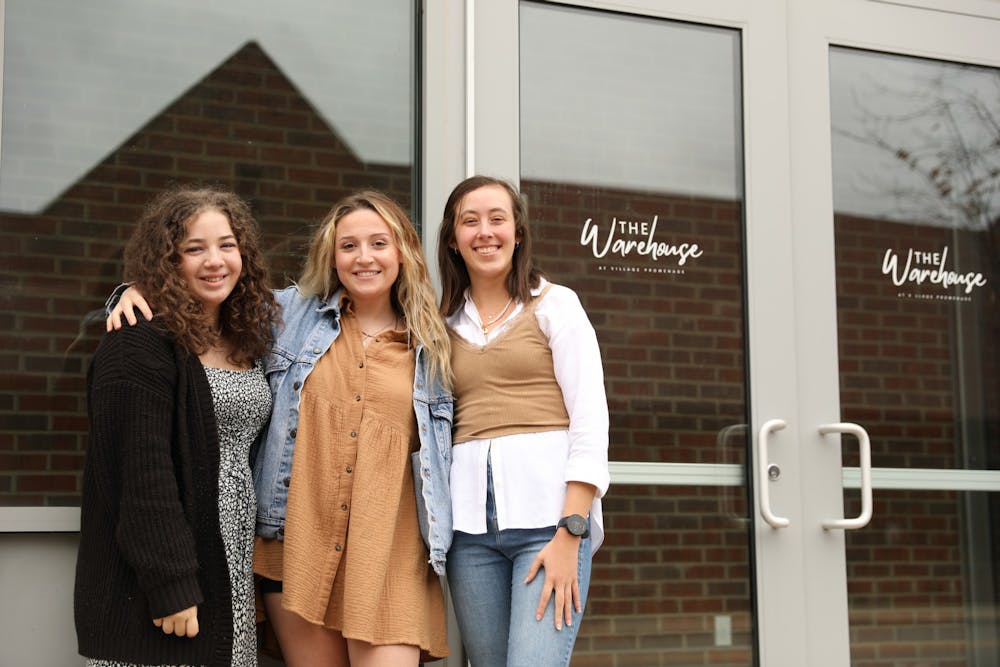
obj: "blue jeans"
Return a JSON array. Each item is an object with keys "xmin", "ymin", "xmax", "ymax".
[{"xmin": 447, "ymin": 464, "xmax": 592, "ymax": 667}]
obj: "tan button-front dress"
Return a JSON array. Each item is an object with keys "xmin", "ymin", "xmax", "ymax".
[{"xmin": 255, "ymin": 307, "xmax": 448, "ymax": 660}]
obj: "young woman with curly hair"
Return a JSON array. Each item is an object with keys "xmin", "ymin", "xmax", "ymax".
[
  {"xmin": 108, "ymin": 190, "xmax": 455, "ymax": 667},
  {"xmin": 117, "ymin": 187, "xmax": 278, "ymax": 366},
  {"xmin": 76, "ymin": 187, "xmax": 280, "ymax": 667}
]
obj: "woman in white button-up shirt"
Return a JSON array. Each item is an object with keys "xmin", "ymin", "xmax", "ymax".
[{"xmin": 437, "ymin": 175, "xmax": 610, "ymax": 667}]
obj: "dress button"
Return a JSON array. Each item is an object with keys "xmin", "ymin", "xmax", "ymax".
[
  {"xmin": 346, "ymin": 466, "xmax": 353, "ymax": 473},
  {"xmin": 355, "ymin": 394, "xmax": 361, "ymax": 401},
  {"xmin": 350, "ymin": 431, "xmax": 357, "ymax": 438},
  {"xmin": 341, "ymin": 503, "xmax": 348, "ymax": 511},
  {"xmin": 359, "ymin": 361, "xmax": 364, "ymax": 368},
  {"xmin": 334, "ymin": 544, "xmax": 342, "ymax": 551},
  {"xmin": 313, "ymin": 347, "xmax": 322, "ymax": 355},
  {"xmin": 293, "ymin": 381, "xmax": 301, "ymax": 390},
  {"xmin": 277, "ymin": 527, "xmax": 284, "ymax": 536},
  {"xmin": 290, "ymin": 428, "xmax": 297, "ymax": 439},
  {"xmin": 283, "ymin": 477, "xmax": 290, "ymax": 487}
]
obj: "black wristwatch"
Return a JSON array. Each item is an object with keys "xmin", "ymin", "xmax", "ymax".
[{"xmin": 557, "ymin": 513, "xmax": 589, "ymax": 538}]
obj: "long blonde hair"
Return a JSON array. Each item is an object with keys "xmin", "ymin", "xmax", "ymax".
[{"xmin": 298, "ymin": 191, "xmax": 452, "ymax": 388}]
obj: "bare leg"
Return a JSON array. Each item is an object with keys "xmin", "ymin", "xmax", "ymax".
[
  {"xmin": 347, "ymin": 639, "xmax": 420, "ymax": 667},
  {"xmin": 263, "ymin": 592, "xmax": 350, "ymax": 667}
]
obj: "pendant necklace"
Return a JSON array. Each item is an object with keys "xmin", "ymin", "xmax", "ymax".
[
  {"xmin": 475, "ymin": 295, "xmax": 514, "ymax": 336},
  {"xmin": 360, "ymin": 317, "xmax": 398, "ymax": 340}
]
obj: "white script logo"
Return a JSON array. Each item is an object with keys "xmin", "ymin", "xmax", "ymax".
[
  {"xmin": 881, "ymin": 246, "xmax": 987, "ymax": 295},
  {"xmin": 580, "ymin": 216, "xmax": 703, "ymax": 265}
]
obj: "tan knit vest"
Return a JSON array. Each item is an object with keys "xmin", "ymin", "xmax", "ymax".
[{"xmin": 450, "ymin": 285, "xmax": 570, "ymax": 444}]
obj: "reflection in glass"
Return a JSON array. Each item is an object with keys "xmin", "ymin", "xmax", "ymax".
[
  {"xmin": 520, "ymin": 3, "xmax": 750, "ymax": 664},
  {"xmin": 844, "ymin": 489, "xmax": 999, "ymax": 667},
  {"xmin": 593, "ymin": 485, "xmax": 753, "ymax": 665},
  {"xmin": 0, "ymin": 0, "xmax": 416, "ymax": 507},
  {"xmin": 830, "ymin": 47, "xmax": 1000, "ymax": 666},
  {"xmin": 831, "ymin": 48, "xmax": 999, "ymax": 474}
]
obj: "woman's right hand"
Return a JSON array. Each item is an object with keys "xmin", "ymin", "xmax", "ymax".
[
  {"xmin": 106, "ymin": 286, "xmax": 153, "ymax": 331},
  {"xmin": 153, "ymin": 605, "xmax": 200, "ymax": 638}
]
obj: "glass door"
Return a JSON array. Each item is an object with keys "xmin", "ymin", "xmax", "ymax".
[
  {"xmin": 799, "ymin": 4, "xmax": 1000, "ymax": 666},
  {"xmin": 518, "ymin": 4, "xmax": 754, "ymax": 664},
  {"xmin": 456, "ymin": 0, "xmax": 804, "ymax": 664}
]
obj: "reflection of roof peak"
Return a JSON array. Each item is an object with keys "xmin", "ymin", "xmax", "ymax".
[
  {"xmin": 2, "ymin": 39, "xmax": 357, "ymax": 216},
  {"xmin": 8, "ymin": 41, "xmax": 372, "ymax": 224},
  {"xmin": 1, "ymin": 1, "xmax": 422, "ymax": 215}
]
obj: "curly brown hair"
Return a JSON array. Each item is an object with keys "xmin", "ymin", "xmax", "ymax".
[{"xmin": 123, "ymin": 186, "xmax": 279, "ymax": 366}]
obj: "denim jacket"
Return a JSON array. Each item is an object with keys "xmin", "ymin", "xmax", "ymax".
[{"xmin": 252, "ymin": 286, "xmax": 454, "ymax": 574}]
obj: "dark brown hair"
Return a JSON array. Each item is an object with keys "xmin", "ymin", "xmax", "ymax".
[
  {"xmin": 123, "ymin": 186, "xmax": 279, "ymax": 365},
  {"xmin": 437, "ymin": 175, "xmax": 543, "ymax": 316}
]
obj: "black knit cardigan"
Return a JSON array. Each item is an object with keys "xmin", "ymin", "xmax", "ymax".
[{"xmin": 75, "ymin": 320, "xmax": 233, "ymax": 666}]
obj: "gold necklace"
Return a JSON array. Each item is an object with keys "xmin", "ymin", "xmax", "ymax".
[
  {"xmin": 360, "ymin": 317, "xmax": 397, "ymax": 339},
  {"xmin": 474, "ymin": 295, "xmax": 514, "ymax": 335}
]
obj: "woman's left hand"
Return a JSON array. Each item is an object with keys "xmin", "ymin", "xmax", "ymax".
[{"xmin": 524, "ymin": 530, "xmax": 581, "ymax": 630}]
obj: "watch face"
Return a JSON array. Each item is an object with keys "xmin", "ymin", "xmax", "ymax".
[{"xmin": 564, "ymin": 514, "xmax": 587, "ymax": 536}]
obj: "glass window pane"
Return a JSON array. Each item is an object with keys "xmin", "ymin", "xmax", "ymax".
[
  {"xmin": 521, "ymin": 2, "xmax": 746, "ymax": 468},
  {"xmin": 0, "ymin": 0, "xmax": 417, "ymax": 507},
  {"xmin": 594, "ymin": 485, "xmax": 753, "ymax": 665},
  {"xmin": 830, "ymin": 47, "xmax": 998, "ymax": 473},
  {"xmin": 520, "ymin": 3, "xmax": 750, "ymax": 664},
  {"xmin": 845, "ymin": 488, "xmax": 1000, "ymax": 666},
  {"xmin": 830, "ymin": 47, "xmax": 1000, "ymax": 666}
]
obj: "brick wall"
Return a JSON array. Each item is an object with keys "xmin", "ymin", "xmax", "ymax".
[
  {"xmin": 523, "ymin": 181, "xmax": 747, "ymax": 465},
  {"xmin": 522, "ymin": 181, "xmax": 754, "ymax": 666},
  {"xmin": 0, "ymin": 41, "xmax": 412, "ymax": 505},
  {"xmin": 834, "ymin": 214, "xmax": 999, "ymax": 667},
  {"xmin": 835, "ymin": 215, "xmax": 959, "ymax": 470}
]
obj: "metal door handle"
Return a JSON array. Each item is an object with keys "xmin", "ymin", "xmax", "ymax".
[
  {"xmin": 819, "ymin": 422, "xmax": 872, "ymax": 530},
  {"xmin": 758, "ymin": 419, "xmax": 790, "ymax": 528}
]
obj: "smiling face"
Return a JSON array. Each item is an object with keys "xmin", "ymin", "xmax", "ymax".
[
  {"xmin": 451, "ymin": 184, "xmax": 520, "ymax": 285},
  {"xmin": 334, "ymin": 208, "xmax": 401, "ymax": 306},
  {"xmin": 178, "ymin": 208, "xmax": 242, "ymax": 321}
]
